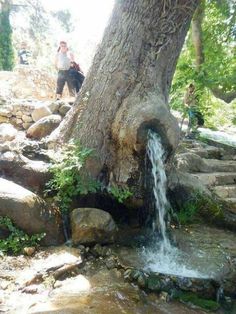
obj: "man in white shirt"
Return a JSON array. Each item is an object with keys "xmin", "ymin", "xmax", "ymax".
[{"xmin": 55, "ymin": 41, "xmax": 75, "ymax": 100}]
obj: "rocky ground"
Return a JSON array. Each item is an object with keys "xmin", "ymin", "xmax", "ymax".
[
  {"xmin": 0, "ymin": 69, "xmax": 236, "ymax": 313},
  {"xmin": 1, "ymin": 236, "xmax": 234, "ymax": 314}
]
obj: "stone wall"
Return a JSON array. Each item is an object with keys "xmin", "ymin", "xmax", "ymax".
[{"xmin": 0, "ymin": 99, "xmax": 71, "ymax": 131}]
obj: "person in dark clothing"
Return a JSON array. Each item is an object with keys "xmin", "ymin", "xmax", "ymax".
[
  {"xmin": 69, "ymin": 61, "xmax": 85, "ymax": 95},
  {"xmin": 18, "ymin": 42, "xmax": 31, "ymax": 65}
]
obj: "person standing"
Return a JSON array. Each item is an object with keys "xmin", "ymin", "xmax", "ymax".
[
  {"xmin": 18, "ymin": 41, "xmax": 31, "ymax": 65},
  {"xmin": 55, "ymin": 41, "xmax": 75, "ymax": 100},
  {"xmin": 183, "ymin": 83, "xmax": 201, "ymax": 138}
]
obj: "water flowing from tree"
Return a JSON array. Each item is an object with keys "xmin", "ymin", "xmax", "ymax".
[{"xmin": 143, "ymin": 131, "xmax": 207, "ymax": 278}]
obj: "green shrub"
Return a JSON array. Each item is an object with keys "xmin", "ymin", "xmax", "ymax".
[
  {"xmin": 177, "ymin": 292, "xmax": 220, "ymax": 311},
  {"xmin": 0, "ymin": 10, "xmax": 14, "ymax": 70},
  {"xmin": 177, "ymin": 192, "xmax": 224, "ymax": 225},
  {"xmin": 45, "ymin": 141, "xmax": 100, "ymax": 214},
  {"xmin": 107, "ymin": 185, "xmax": 133, "ymax": 203},
  {"xmin": 0, "ymin": 216, "xmax": 45, "ymax": 255}
]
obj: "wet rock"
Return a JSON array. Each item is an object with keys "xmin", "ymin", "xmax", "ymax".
[
  {"xmin": 90, "ymin": 244, "xmax": 112, "ymax": 257},
  {"xmin": 71, "ymin": 208, "xmax": 118, "ymax": 245},
  {"xmin": 0, "ymin": 178, "xmax": 63, "ymax": 245},
  {"xmin": 105, "ymin": 256, "xmax": 117, "ymax": 269},
  {"xmin": 26, "ymin": 114, "xmax": 62, "ymax": 140},
  {"xmin": 159, "ymin": 291, "xmax": 170, "ymax": 302},
  {"xmin": 147, "ymin": 273, "xmax": 162, "ymax": 291}
]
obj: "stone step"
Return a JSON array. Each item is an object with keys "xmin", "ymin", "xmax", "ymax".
[
  {"xmin": 213, "ymin": 185, "xmax": 236, "ymax": 198},
  {"xmin": 188, "ymin": 147, "xmax": 223, "ymax": 160},
  {"xmin": 225, "ymin": 198, "xmax": 236, "ymax": 214},
  {"xmin": 203, "ymin": 159, "xmax": 236, "ymax": 173},
  {"xmin": 181, "ymin": 139, "xmax": 236, "ymax": 160},
  {"xmin": 192, "ymin": 172, "xmax": 236, "ymax": 187}
]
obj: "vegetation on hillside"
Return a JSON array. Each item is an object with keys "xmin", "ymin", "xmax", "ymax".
[
  {"xmin": 0, "ymin": 1, "xmax": 14, "ymax": 70},
  {"xmin": 170, "ymin": 0, "xmax": 236, "ymax": 130}
]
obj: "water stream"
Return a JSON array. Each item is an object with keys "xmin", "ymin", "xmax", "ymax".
[{"xmin": 142, "ymin": 131, "xmax": 208, "ymax": 278}]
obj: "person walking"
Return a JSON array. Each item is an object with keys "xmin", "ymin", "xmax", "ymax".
[
  {"xmin": 55, "ymin": 41, "xmax": 75, "ymax": 100},
  {"xmin": 183, "ymin": 83, "xmax": 203, "ymax": 138}
]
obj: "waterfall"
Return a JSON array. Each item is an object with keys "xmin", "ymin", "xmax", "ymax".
[
  {"xmin": 146, "ymin": 130, "xmax": 171, "ymax": 252},
  {"xmin": 142, "ymin": 130, "xmax": 207, "ymax": 278}
]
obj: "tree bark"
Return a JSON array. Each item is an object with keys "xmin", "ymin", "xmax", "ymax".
[
  {"xmin": 50, "ymin": 0, "xmax": 199, "ymax": 199},
  {"xmin": 191, "ymin": 0, "xmax": 205, "ymax": 70}
]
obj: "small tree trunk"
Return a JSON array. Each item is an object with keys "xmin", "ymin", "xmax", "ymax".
[{"xmin": 192, "ymin": 0, "xmax": 205, "ymax": 70}]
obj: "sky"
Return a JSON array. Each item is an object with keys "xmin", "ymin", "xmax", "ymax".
[
  {"xmin": 40, "ymin": 0, "xmax": 115, "ymax": 71},
  {"xmin": 41, "ymin": 0, "xmax": 114, "ymax": 43}
]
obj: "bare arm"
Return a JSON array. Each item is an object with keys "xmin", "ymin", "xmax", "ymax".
[{"xmin": 55, "ymin": 54, "xmax": 59, "ymax": 70}]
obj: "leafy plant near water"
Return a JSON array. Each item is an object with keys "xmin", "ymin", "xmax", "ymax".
[
  {"xmin": 107, "ymin": 185, "xmax": 133, "ymax": 203},
  {"xmin": 0, "ymin": 216, "xmax": 45, "ymax": 255},
  {"xmin": 177, "ymin": 191, "xmax": 224, "ymax": 225},
  {"xmin": 175, "ymin": 292, "xmax": 220, "ymax": 311},
  {"xmin": 45, "ymin": 141, "xmax": 100, "ymax": 214}
]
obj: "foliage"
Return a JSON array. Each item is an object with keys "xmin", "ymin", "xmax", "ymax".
[
  {"xmin": 176, "ymin": 292, "xmax": 220, "ymax": 311},
  {"xmin": 107, "ymin": 185, "xmax": 133, "ymax": 204},
  {"xmin": 170, "ymin": 1, "xmax": 236, "ymax": 129},
  {"xmin": 0, "ymin": 8, "xmax": 14, "ymax": 70},
  {"xmin": 0, "ymin": 216, "xmax": 45, "ymax": 255},
  {"xmin": 45, "ymin": 141, "xmax": 100, "ymax": 214},
  {"xmin": 177, "ymin": 191, "xmax": 224, "ymax": 225},
  {"xmin": 51, "ymin": 10, "xmax": 74, "ymax": 33}
]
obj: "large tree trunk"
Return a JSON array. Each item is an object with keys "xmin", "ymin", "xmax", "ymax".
[{"xmin": 50, "ymin": 0, "xmax": 199, "ymax": 202}]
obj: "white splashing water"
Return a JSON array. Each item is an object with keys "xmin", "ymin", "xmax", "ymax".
[{"xmin": 142, "ymin": 131, "xmax": 207, "ymax": 278}]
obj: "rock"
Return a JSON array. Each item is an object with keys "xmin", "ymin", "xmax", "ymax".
[
  {"xmin": 22, "ymin": 122, "xmax": 32, "ymax": 129},
  {"xmin": 47, "ymin": 101, "xmax": 60, "ymax": 114},
  {"xmin": 22, "ymin": 114, "xmax": 33, "ymax": 123},
  {"xmin": 71, "ymin": 208, "xmax": 118, "ymax": 245},
  {"xmin": 0, "ymin": 151, "xmax": 51, "ymax": 194},
  {"xmin": 23, "ymin": 246, "xmax": 36, "ymax": 256},
  {"xmin": 31, "ymin": 105, "xmax": 52, "ymax": 122},
  {"xmin": 0, "ymin": 108, "xmax": 12, "ymax": 117},
  {"xmin": 0, "ymin": 178, "xmax": 64, "ymax": 245},
  {"xmin": 175, "ymin": 152, "xmax": 236, "ymax": 173},
  {"xmin": 105, "ymin": 256, "xmax": 117, "ymax": 269},
  {"xmin": 168, "ymin": 169, "xmax": 211, "ymax": 210},
  {"xmin": 59, "ymin": 104, "xmax": 72, "ymax": 116},
  {"xmin": 0, "ymin": 123, "xmax": 18, "ymax": 142},
  {"xmin": 0, "ymin": 116, "xmax": 9, "ymax": 123},
  {"xmin": 26, "ymin": 114, "xmax": 62, "ymax": 140}
]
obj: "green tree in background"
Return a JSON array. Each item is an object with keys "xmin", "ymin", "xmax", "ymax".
[
  {"xmin": 170, "ymin": 0, "xmax": 236, "ymax": 128},
  {"xmin": 0, "ymin": 0, "xmax": 14, "ymax": 70}
]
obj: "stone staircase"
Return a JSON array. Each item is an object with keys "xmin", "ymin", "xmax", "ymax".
[{"xmin": 177, "ymin": 139, "xmax": 236, "ymax": 213}]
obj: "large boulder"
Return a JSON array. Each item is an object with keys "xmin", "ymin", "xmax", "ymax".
[
  {"xmin": 0, "ymin": 178, "xmax": 63, "ymax": 245},
  {"xmin": 168, "ymin": 169, "xmax": 211, "ymax": 210},
  {"xmin": 26, "ymin": 114, "xmax": 62, "ymax": 140},
  {"xmin": 0, "ymin": 151, "xmax": 51, "ymax": 194},
  {"xmin": 71, "ymin": 208, "xmax": 118, "ymax": 245}
]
